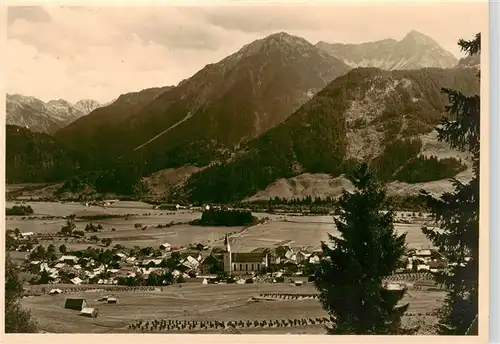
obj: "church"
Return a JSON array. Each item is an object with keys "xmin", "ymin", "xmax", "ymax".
[{"xmin": 222, "ymin": 234, "xmax": 268, "ymax": 276}]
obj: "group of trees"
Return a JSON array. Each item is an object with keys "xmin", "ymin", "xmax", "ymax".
[
  {"xmin": 314, "ymin": 33, "xmax": 480, "ymax": 335},
  {"xmin": 190, "ymin": 209, "xmax": 258, "ymax": 227},
  {"xmin": 420, "ymin": 33, "xmax": 481, "ymax": 335},
  {"xmin": 394, "ymin": 155, "xmax": 467, "ymax": 184},
  {"xmin": 60, "ymin": 215, "xmax": 77, "ymax": 236},
  {"xmin": 6, "ymin": 204, "xmax": 34, "ymax": 216},
  {"xmin": 84, "ymin": 222, "xmax": 103, "ymax": 232},
  {"xmin": 28, "ymin": 244, "xmax": 58, "ymax": 262}
]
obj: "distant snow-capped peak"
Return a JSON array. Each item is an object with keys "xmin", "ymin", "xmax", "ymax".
[{"xmin": 6, "ymin": 94, "xmax": 102, "ymax": 134}]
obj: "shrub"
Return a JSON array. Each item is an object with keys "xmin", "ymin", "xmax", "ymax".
[{"xmin": 6, "ymin": 205, "xmax": 34, "ymax": 216}]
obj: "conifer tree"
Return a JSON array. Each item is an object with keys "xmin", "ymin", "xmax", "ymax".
[
  {"xmin": 314, "ymin": 163, "xmax": 411, "ymax": 334},
  {"xmin": 420, "ymin": 33, "xmax": 481, "ymax": 335},
  {"xmin": 5, "ymin": 254, "xmax": 38, "ymax": 333}
]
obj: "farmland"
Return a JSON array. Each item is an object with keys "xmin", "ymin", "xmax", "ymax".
[
  {"xmin": 5, "ymin": 201, "xmax": 435, "ymax": 251},
  {"xmin": 21, "ymin": 283, "xmax": 444, "ymax": 334},
  {"xmin": 8, "ymin": 200, "xmax": 440, "ymax": 334}
]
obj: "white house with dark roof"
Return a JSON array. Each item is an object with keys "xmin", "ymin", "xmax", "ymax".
[
  {"xmin": 59, "ymin": 255, "xmax": 78, "ymax": 264},
  {"xmin": 159, "ymin": 243, "xmax": 172, "ymax": 251}
]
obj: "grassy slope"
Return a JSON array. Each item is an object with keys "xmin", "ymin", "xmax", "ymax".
[{"xmin": 183, "ymin": 67, "xmax": 479, "ymax": 203}]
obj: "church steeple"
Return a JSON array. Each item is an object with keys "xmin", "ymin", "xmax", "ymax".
[
  {"xmin": 223, "ymin": 234, "xmax": 232, "ymax": 275},
  {"xmin": 224, "ymin": 234, "xmax": 231, "ymax": 253}
]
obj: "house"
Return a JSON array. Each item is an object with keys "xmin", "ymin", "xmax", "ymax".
[
  {"xmin": 64, "ymin": 298, "xmax": 88, "ymax": 311},
  {"xmin": 417, "ymin": 264, "xmax": 430, "ymax": 271},
  {"xmin": 284, "ymin": 250, "xmax": 297, "ymax": 262},
  {"xmin": 114, "ymin": 253, "xmax": 127, "ymax": 260},
  {"xmin": 21, "ymin": 232, "xmax": 34, "ymax": 238},
  {"xmin": 55, "ymin": 263, "xmax": 66, "ymax": 269},
  {"xmin": 384, "ymin": 283, "xmax": 405, "ymax": 291},
  {"xmin": 296, "ymin": 252, "xmax": 311, "ymax": 265},
  {"xmin": 38, "ymin": 262, "xmax": 49, "ymax": 272},
  {"xmin": 125, "ymin": 257, "xmax": 137, "ymax": 265},
  {"xmin": 159, "ymin": 243, "xmax": 172, "ymax": 251},
  {"xmin": 199, "ymin": 254, "xmax": 223, "ymax": 275},
  {"xmin": 143, "ymin": 259, "xmax": 163, "ymax": 267},
  {"xmin": 107, "ymin": 297, "xmax": 118, "ymax": 304},
  {"xmin": 428, "ymin": 259, "xmax": 447, "ymax": 270},
  {"xmin": 414, "ymin": 249, "xmax": 432, "ymax": 258},
  {"xmin": 308, "ymin": 252, "xmax": 322, "ymax": 264},
  {"xmin": 59, "ymin": 255, "xmax": 78, "ymax": 264},
  {"xmin": 49, "ymin": 288, "xmax": 62, "ymax": 295},
  {"xmin": 275, "ymin": 245, "xmax": 292, "ymax": 258},
  {"xmin": 181, "ymin": 256, "xmax": 199, "ymax": 271},
  {"xmin": 71, "ymin": 277, "xmax": 83, "ymax": 285},
  {"xmin": 79, "ymin": 307, "xmax": 98, "ymax": 318}
]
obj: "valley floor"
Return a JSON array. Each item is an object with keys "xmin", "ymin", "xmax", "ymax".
[{"xmin": 23, "ymin": 282, "xmax": 442, "ymax": 334}]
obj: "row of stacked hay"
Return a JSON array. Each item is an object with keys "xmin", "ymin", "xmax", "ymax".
[{"xmin": 128, "ymin": 316, "xmax": 332, "ymax": 332}]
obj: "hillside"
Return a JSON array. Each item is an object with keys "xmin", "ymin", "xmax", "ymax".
[
  {"xmin": 5, "ymin": 125, "xmax": 80, "ymax": 184},
  {"xmin": 182, "ymin": 67, "xmax": 479, "ymax": 203},
  {"xmin": 54, "ymin": 86, "xmax": 173, "ymax": 169},
  {"xmin": 316, "ymin": 30, "xmax": 458, "ymax": 70},
  {"xmin": 457, "ymin": 54, "xmax": 481, "ymax": 69},
  {"xmin": 6, "ymin": 94, "xmax": 101, "ymax": 134},
  {"xmin": 55, "ymin": 32, "xmax": 351, "ymax": 174}
]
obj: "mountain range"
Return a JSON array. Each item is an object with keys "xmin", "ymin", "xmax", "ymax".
[
  {"xmin": 181, "ymin": 67, "xmax": 478, "ymax": 203},
  {"xmin": 6, "ymin": 94, "xmax": 102, "ymax": 134},
  {"xmin": 54, "ymin": 32, "xmax": 350, "ymax": 172},
  {"xmin": 5, "ymin": 30, "xmax": 480, "ymax": 202},
  {"xmin": 316, "ymin": 30, "xmax": 458, "ymax": 70}
]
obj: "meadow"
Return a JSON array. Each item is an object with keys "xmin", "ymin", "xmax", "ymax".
[
  {"xmin": 21, "ymin": 282, "xmax": 443, "ymax": 334},
  {"xmin": 6, "ymin": 201, "xmax": 434, "ymax": 251}
]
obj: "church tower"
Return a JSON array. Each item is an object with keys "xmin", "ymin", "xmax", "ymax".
[{"xmin": 223, "ymin": 234, "xmax": 232, "ymax": 275}]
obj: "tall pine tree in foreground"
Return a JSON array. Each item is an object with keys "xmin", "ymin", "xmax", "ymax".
[
  {"xmin": 5, "ymin": 253, "xmax": 38, "ymax": 333},
  {"xmin": 421, "ymin": 33, "xmax": 480, "ymax": 335},
  {"xmin": 314, "ymin": 163, "xmax": 411, "ymax": 334}
]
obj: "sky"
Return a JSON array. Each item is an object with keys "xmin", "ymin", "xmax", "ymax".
[{"xmin": 6, "ymin": 2, "xmax": 487, "ymax": 104}]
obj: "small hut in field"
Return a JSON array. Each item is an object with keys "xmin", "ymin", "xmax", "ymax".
[
  {"xmin": 79, "ymin": 307, "xmax": 98, "ymax": 318},
  {"xmin": 107, "ymin": 296, "xmax": 118, "ymax": 304},
  {"xmin": 64, "ymin": 298, "xmax": 88, "ymax": 311}
]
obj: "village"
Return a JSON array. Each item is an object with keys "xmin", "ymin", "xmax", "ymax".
[
  {"xmin": 8, "ymin": 223, "xmax": 449, "ymax": 291},
  {"xmin": 4, "ymin": 200, "xmax": 452, "ymax": 333}
]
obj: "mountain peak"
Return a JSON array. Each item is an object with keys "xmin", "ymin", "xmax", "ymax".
[
  {"xmin": 401, "ymin": 30, "xmax": 439, "ymax": 46},
  {"xmin": 262, "ymin": 31, "xmax": 312, "ymax": 46},
  {"xmin": 235, "ymin": 31, "xmax": 313, "ymax": 59},
  {"xmin": 316, "ymin": 30, "xmax": 457, "ymax": 70},
  {"xmin": 6, "ymin": 94, "xmax": 101, "ymax": 134}
]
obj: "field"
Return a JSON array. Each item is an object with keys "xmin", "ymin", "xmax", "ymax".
[
  {"xmin": 231, "ymin": 220, "xmax": 432, "ymax": 252},
  {"xmin": 6, "ymin": 201, "xmax": 434, "ymax": 251},
  {"xmin": 21, "ymin": 283, "xmax": 444, "ymax": 334}
]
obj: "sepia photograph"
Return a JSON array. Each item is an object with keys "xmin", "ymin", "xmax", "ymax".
[{"xmin": 3, "ymin": 0, "xmax": 489, "ymax": 338}]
